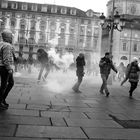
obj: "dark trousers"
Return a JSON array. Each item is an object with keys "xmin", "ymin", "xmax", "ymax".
[
  {"xmin": 73, "ymin": 67, "xmax": 84, "ymax": 91},
  {"xmin": 100, "ymin": 74, "xmax": 109, "ymax": 93},
  {"xmin": 73, "ymin": 76, "xmax": 83, "ymax": 91},
  {"xmin": 0, "ymin": 67, "xmax": 14, "ymax": 102},
  {"xmin": 129, "ymin": 81, "xmax": 138, "ymax": 95}
]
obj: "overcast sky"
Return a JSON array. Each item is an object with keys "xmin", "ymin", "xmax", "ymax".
[{"xmin": 10, "ymin": 0, "xmax": 109, "ymax": 14}]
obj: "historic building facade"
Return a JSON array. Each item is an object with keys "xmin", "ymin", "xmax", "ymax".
[
  {"xmin": 0, "ymin": 0, "xmax": 101, "ymax": 67},
  {"xmin": 102, "ymin": 0, "xmax": 140, "ymax": 66}
]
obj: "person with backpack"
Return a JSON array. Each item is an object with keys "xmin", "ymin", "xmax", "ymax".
[
  {"xmin": 0, "ymin": 30, "xmax": 15, "ymax": 109},
  {"xmin": 121, "ymin": 57, "xmax": 140, "ymax": 98},
  {"xmin": 37, "ymin": 48, "xmax": 50, "ymax": 83}
]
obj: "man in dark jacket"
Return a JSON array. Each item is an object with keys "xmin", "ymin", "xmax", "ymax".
[
  {"xmin": 99, "ymin": 52, "xmax": 117, "ymax": 97},
  {"xmin": 0, "ymin": 30, "xmax": 15, "ymax": 109},
  {"xmin": 72, "ymin": 53, "xmax": 85, "ymax": 93}
]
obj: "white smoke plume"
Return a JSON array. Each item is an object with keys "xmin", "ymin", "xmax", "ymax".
[{"xmin": 48, "ymin": 48, "xmax": 74, "ymax": 70}]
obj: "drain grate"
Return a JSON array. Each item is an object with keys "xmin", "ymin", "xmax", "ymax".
[{"xmin": 109, "ymin": 114, "xmax": 140, "ymax": 129}]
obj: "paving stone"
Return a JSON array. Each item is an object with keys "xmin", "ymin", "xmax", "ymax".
[
  {"xmin": 0, "ymin": 137, "xmax": 49, "ymax": 140},
  {"xmin": 51, "ymin": 118, "xmax": 67, "ymax": 126},
  {"xmin": 0, "ymin": 116, "xmax": 51, "ymax": 126},
  {"xmin": 85, "ymin": 112, "xmax": 111, "ymax": 120},
  {"xmin": 9, "ymin": 104, "xmax": 26, "ymax": 109},
  {"xmin": 0, "ymin": 124, "xmax": 16, "ymax": 136},
  {"xmin": 19, "ymin": 99, "xmax": 51, "ymax": 106},
  {"xmin": 67, "ymin": 102, "xmax": 89, "ymax": 107},
  {"xmin": 27, "ymin": 104, "xmax": 50, "ymax": 110},
  {"xmin": 69, "ymin": 107, "xmax": 95, "ymax": 113},
  {"xmin": 16, "ymin": 125, "xmax": 87, "ymax": 138},
  {"xmin": 0, "ymin": 109, "xmax": 39, "ymax": 117},
  {"xmin": 41, "ymin": 111, "xmax": 88, "ymax": 119},
  {"xmin": 83, "ymin": 127, "xmax": 140, "ymax": 139},
  {"xmin": 48, "ymin": 105, "xmax": 70, "ymax": 112},
  {"xmin": 65, "ymin": 118, "xmax": 122, "ymax": 128}
]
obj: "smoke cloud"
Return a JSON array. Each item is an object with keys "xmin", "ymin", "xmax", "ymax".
[{"xmin": 48, "ymin": 48, "xmax": 74, "ymax": 70}]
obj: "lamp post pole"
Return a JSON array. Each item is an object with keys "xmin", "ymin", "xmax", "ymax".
[
  {"xmin": 109, "ymin": 0, "xmax": 115, "ymax": 54},
  {"xmin": 129, "ymin": 24, "xmax": 133, "ymax": 63}
]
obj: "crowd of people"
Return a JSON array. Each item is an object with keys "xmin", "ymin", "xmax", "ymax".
[{"xmin": 0, "ymin": 29, "xmax": 140, "ymax": 110}]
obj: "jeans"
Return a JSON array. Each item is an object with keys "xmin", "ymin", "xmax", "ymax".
[
  {"xmin": 0, "ymin": 67, "xmax": 14, "ymax": 102},
  {"xmin": 38, "ymin": 64, "xmax": 50, "ymax": 80},
  {"xmin": 100, "ymin": 74, "xmax": 109, "ymax": 93}
]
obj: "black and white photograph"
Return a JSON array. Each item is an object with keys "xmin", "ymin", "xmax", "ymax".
[{"xmin": 0, "ymin": 0, "xmax": 140, "ymax": 139}]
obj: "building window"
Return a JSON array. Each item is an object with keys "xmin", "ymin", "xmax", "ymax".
[
  {"xmin": 20, "ymin": 19, "xmax": 26, "ymax": 30},
  {"xmin": 1, "ymin": 1, "xmax": 8, "ymax": 8},
  {"xmin": 80, "ymin": 26, "xmax": 85, "ymax": 35},
  {"xmin": 81, "ymin": 19, "xmax": 85, "ymax": 24},
  {"xmin": 69, "ymin": 24, "xmax": 75, "ymax": 33},
  {"xmin": 122, "ymin": 42, "xmax": 127, "ymax": 51},
  {"xmin": 61, "ymin": 8, "xmax": 67, "ymax": 14},
  {"xmin": 22, "ymin": 4, "xmax": 27, "ymax": 10},
  {"xmin": 31, "ymin": 4, "xmax": 37, "ymax": 11},
  {"xmin": 93, "ymin": 38, "xmax": 98, "ymax": 49},
  {"xmin": 70, "ymin": 9, "xmax": 76, "ymax": 15},
  {"xmin": 40, "ymin": 20, "xmax": 46, "ymax": 30},
  {"xmin": 41, "ymin": 5, "xmax": 47, "ymax": 12},
  {"xmin": 10, "ymin": 18, "xmax": 16, "ymax": 28},
  {"xmin": 94, "ymin": 28, "xmax": 99, "ymax": 36},
  {"xmin": 86, "ymin": 11, "xmax": 93, "ymax": 17},
  {"xmin": 11, "ymin": 3, "xmax": 18, "ymax": 9},
  {"xmin": 30, "ymin": 20, "xmax": 36, "ymax": 30},
  {"xmin": 50, "ymin": 21, "xmax": 56, "ymax": 31},
  {"xmin": 87, "ymin": 27, "xmax": 92, "ymax": 36},
  {"xmin": 133, "ymin": 43, "xmax": 138, "ymax": 52},
  {"xmin": 51, "ymin": 6, "xmax": 57, "ymax": 13}
]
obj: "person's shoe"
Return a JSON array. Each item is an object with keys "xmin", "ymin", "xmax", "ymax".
[
  {"xmin": 2, "ymin": 100, "xmax": 9, "ymax": 107},
  {"xmin": 129, "ymin": 92, "xmax": 133, "ymax": 99},
  {"xmin": 76, "ymin": 90, "xmax": 82, "ymax": 93},
  {"xmin": 100, "ymin": 90, "xmax": 104, "ymax": 94},
  {"xmin": 106, "ymin": 92, "xmax": 110, "ymax": 97},
  {"xmin": 0, "ymin": 103, "xmax": 8, "ymax": 110}
]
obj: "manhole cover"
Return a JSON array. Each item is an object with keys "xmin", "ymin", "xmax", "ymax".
[{"xmin": 109, "ymin": 114, "xmax": 140, "ymax": 129}]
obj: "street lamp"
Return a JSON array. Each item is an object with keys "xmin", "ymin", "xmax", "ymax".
[
  {"xmin": 99, "ymin": 0, "xmax": 126, "ymax": 54},
  {"xmin": 99, "ymin": 0, "xmax": 127, "ymax": 85}
]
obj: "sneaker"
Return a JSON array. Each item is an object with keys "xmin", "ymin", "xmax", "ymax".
[
  {"xmin": 106, "ymin": 92, "xmax": 110, "ymax": 97},
  {"xmin": 2, "ymin": 100, "xmax": 9, "ymax": 107},
  {"xmin": 0, "ymin": 103, "xmax": 8, "ymax": 110}
]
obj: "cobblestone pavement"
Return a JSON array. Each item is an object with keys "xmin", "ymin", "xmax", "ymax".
[{"xmin": 0, "ymin": 71, "xmax": 140, "ymax": 140}]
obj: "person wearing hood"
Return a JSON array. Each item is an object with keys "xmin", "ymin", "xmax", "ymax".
[
  {"xmin": 121, "ymin": 57, "xmax": 140, "ymax": 98},
  {"xmin": 0, "ymin": 29, "xmax": 15, "ymax": 109}
]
